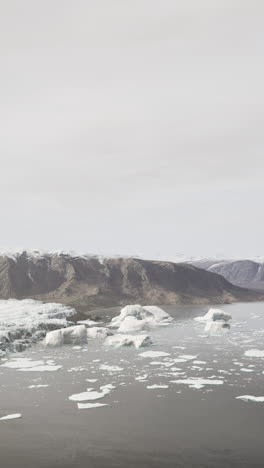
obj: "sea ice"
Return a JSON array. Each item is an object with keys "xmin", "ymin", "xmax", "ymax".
[
  {"xmin": 147, "ymin": 384, "xmax": 169, "ymax": 389},
  {"xmin": 105, "ymin": 334, "xmax": 152, "ymax": 349},
  {"xmin": 0, "ymin": 299, "xmax": 75, "ymax": 353},
  {"xmin": 172, "ymin": 378, "xmax": 224, "ymax": 389},
  {"xmin": 111, "ymin": 304, "xmax": 172, "ymax": 330},
  {"xmin": 244, "ymin": 349, "xmax": 264, "ymax": 358},
  {"xmin": 1, "ymin": 358, "xmax": 44, "ymax": 369},
  {"xmin": 86, "ymin": 327, "xmax": 113, "ymax": 340},
  {"xmin": 19, "ymin": 365, "xmax": 62, "ymax": 372},
  {"xmin": 195, "ymin": 308, "xmax": 231, "ymax": 323},
  {"xmin": 44, "ymin": 325, "xmax": 87, "ymax": 347},
  {"xmin": 0, "ymin": 413, "xmax": 22, "ymax": 421},
  {"xmin": 139, "ymin": 351, "xmax": 171, "ymax": 358},
  {"xmin": 77, "ymin": 403, "xmax": 108, "ymax": 409},
  {"xmin": 69, "ymin": 388, "xmax": 111, "ymax": 401},
  {"xmin": 236, "ymin": 395, "xmax": 264, "ymax": 403},
  {"xmin": 100, "ymin": 364, "xmax": 124, "ymax": 372}
]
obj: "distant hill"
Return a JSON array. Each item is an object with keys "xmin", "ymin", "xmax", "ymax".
[
  {"xmin": 0, "ymin": 251, "xmax": 262, "ymax": 312},
  {"xmin": 190, "ymin": 259, "xmax": 264, "ymax": 291}
]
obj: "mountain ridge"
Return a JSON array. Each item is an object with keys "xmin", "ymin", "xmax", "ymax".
[{"xmin": 0, "ymin": 251, "xmax": 262, "ymax": 312}]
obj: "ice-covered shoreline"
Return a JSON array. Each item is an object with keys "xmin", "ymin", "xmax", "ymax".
[{"xmin": 0, "ymin": 299, "xmax": 75, "ymax": 355}]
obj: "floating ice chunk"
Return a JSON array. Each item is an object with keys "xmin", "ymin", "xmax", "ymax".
[
  {"xmin": 86, "ymin": 379, "xmax": 98, "ymax": 383},
  {"xmin": 178, "ymin": 355, "xmax": 197, "ymax": 361},
  {"xmin": 204, "ymin": 321, "xmax": 230, "ymax": 332},
  {"xmin": 77, "ymin": 319, "xmax": 102, "ymax": 326},
  {"xmin": 193, "ymin": 360, "xmax": 206, "ymax": 365},
  {"xmin": 87, "ymin": 327, "xmax": 113, "ymax": 340},
  {"xmin": 135, "ymin": 374, "xmax": 148, "ymax": 381},
  {"xmin": 44, "ymin": 325, "xmax": 87, "ymax": 347},
  {"xmin": 100, "ymin": 384, "xmax": 116, "ymax": 391},
  {"xmin": 240, "ymin": 368, "xmax": 254, "ymax": 373},
  {"xmin": 244, "ymin": 349, "xmax": 264, "ymax": 358},
  {"xmin": 72, "ymin": 346, "xmax": 82, "ymax": 350},
  {"xmin": 1, "ymin": 358, "xmax": 44, "ymax": 369},
  {"xmin": 0, "ymin": 413, "xmax": 22, "ymax": 421},
  {"xmin": 19, "ymin": 365, "xmax": 62, "ymax": 372},
  {"xmin": 105, "ymin": 334, "xmax": 152, "ymax": 349},
  {"xmin": 195, "ymin": 308, "xmax": 231, "ymax": 323},
  {"xmin": 147, "ymin": 384, "xmax": 168, "ymax": 389},
  {"xmin": 172, "ymin": 378, "xmax": 224, "ymax": 389},
  {"xmin": 236, "ymin": 395, "xmax": 264, "ymax": 403},
  {"xmin": 139, "ymin": 351, "xmax": 170, "ymax": 358},
  {"xmin": 77, "ymin": 403, "xmax": 108, "ymax": 410},
  {"xmin": 28, "ymin": 384, "xmax": 50, "ymax": 388},
  {"xmin": 117, "ymin": 316, "xmax": 147, "ymax": 333},
  {"xmin": 100, "ymin": 364, "xmax": 124, "ymax": 372},
  {"xmin": 111, "ymin": 304, "xmax": 172, "ymax": 329},
  {"xmin": 69, "ymin": 388, "xmax": 111, "ymax": 402}
]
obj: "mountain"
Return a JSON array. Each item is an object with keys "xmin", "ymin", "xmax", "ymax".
[
  {"xmin": 0, "ymin": 251, "xmax": 262, "ymax": 312},
  {"xmin": 189, "ymin": 259, "xmax": 264, "ymax": 291}
]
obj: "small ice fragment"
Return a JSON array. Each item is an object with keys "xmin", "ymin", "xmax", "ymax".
[
  {"xmin": 19, "ymin": 365, "xmax": 62, "ymax": 372},
  {"xmin": 147, "ymin": 384, "xmax": 168, "ymax": 389},
  {"xmin": 69, "ymin": 388, "xmax": 111, "ymax": 401},
  {"xmin": 139, "ymin": 351, "xmax": 170, "ymax": 358},
  {"xmin": 0, "ymin": 413, "xmax": 22, "ymax": 421},
  {"xmin": 236, "ymin": 395, "xmax": 264, "ymax": 403},
  {"xmin": 100, "ymin": 365, "xmax": 124, "ymax": 372},
  {"xmin": 77, "ymin": 403, "xmax": 108, "ymax": 409}
]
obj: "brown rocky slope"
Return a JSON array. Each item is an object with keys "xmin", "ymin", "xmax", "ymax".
[{"xmin": 0, "ymin": 252, "xmax": 263, "ymax": 312}]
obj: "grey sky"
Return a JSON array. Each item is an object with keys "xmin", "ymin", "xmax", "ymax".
[{"xmin": 0, "ymin": 1, "xmax": 263, "ymax": 260}]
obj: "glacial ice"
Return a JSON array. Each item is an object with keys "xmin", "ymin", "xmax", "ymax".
[
  {"xmin": 69, "ymin": 387, "xmax": 111, "ymax": 401},
  {"xmin": 86, "ymin": 327, "xmax": 113, "ymax": 340},
  {"xmin": 0, "ymin": 299, "xmax": 75, "ymax": 353},
  {"xmin": 105, "ymin": 334, "xmax": 152, "ymax": 349},
  {"xmin": 139, "ymin": 351, "xmax": 171, "ymax": 358},
  {"xmin": 172, "ymin": 378, "xmax": 224, "ymax": 389},
  {"xmin": 195, "ymin": 308, "xmax": 231, "ymax": 323},
  {"xmin": 244, "ymin": 349, "xmax": 264, "ymax": 358},
  {"xmin": 236, "ymin": 395, "xmax": 264, "ymax": 403},
  {"xmin": 77, "ymin": 403, "xmax": 108, "ymax": 410},
  {"xmin": 111, "ymin": 304, "xmax": 172, "ymax": 332},
  {"xmin": 44, "ymin": 325, "xmax": 87, "ymax": 347},
  {"xmin": 0, "ymin": 413, "xmax": 22, "ymax": 421}
]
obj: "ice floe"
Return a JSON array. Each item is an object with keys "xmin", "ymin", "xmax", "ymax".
[
  {"xmin": 147, "ymin": 384, "xmax": 168, "ymax": 389},
  {"xmin": 100, "ymin": 364, "xmax": 124, "ymax": 372},
  {"xmin": 139, "ymin": 351, "xmax": 171, "ymax": 358},
  {"xmin": 171, "ymin": 378, "xmax": 224, "ymax": 389},
  {"xmin": 69, "ymin": 387, "xmax": 111, "ymax": 401},
  {"xmin": 244, "ymin": 349, "xmax": 264, "ymax": 358},
  {"xmin": 236, "ymin": 395, "xmax": 264, "ymax": 403},
  {"xmin": 77, "ymin": 403, "xmax": 108, "ymax": 410},
  {"xmin": 0, "ymin": 413, "xmax": 22, "ymax": 421},
  {"xmin": 105, "ymin": 334, "xmax": 152, "ymax": 349},
  {"xmin": 19, "ymin": 365, "xmax": 62, "ymax": 372}
]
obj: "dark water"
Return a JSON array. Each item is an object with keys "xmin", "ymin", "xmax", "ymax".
[{"xmin": 1, "ymin": 302, "xmax": 264, "ymax": 467}]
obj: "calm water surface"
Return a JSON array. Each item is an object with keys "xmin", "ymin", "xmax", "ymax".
[{"xmin": 1, "ymin": 302, "xmax": 264, "ymax": 467}]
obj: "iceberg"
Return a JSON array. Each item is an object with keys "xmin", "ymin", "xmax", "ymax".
[
  {"xmin": 105, "ymin": 334, "xmax": 152, "ymax": 349},
  {"xmin": 195, "ymin": 308, "xmax": 231, "ymax": 323},
  {"xmin": 0, "ymin": 299, "xmax": 75, "ymax": 354},
  {"xmin": 111, "ymin": 304, "xmax": 172, "ymax": 332},
  {"xmin": 86, "ymin": 327, "xmax": 113, "ymax": 340},
  {"xmin": 44, "ymin": 325, "xmax": 87, "ymax": 347},
  {"xmin": 204, "ymin": 321, "xmax": 230, "ymax": 332}
]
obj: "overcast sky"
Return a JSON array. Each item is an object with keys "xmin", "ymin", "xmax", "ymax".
[{"xmin": 0, "ymin": 1, "xmax": 263, "ymax": 260}]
